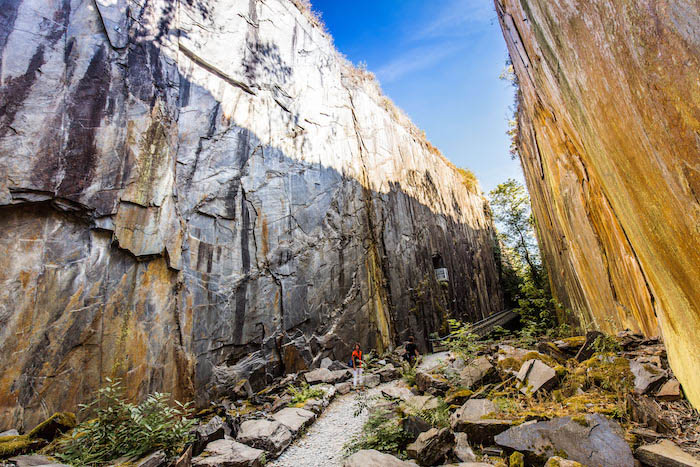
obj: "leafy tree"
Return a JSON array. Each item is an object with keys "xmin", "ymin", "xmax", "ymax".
[
  {"xmin": 489, "ymin": 179, "xmax": 542, "ymax": 286},
  {"xmin": 490, "ymin": 179, "xmax": 560, "ymax": 334}
]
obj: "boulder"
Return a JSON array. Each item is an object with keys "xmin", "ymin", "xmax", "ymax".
[
  {"xmin": 320, "ymin": 357, "xmax": 333, "ymax": 368},
  {"xmin": 403, "ymin": 415, "xmax": 432, "ymax": 440},
  {"xmin": 377, "ymin": 364, "xmax": 401, "ymax": 382},
  {"xmin": 135, "ymin": 451, "xmax": 167, "ymax": 467},
  {"xmin": 236, "ymin": 419, "xmax": 292, "ymax": 457},
  {"xmin": 415, "ymin": 372, "xmax": 449, "ymax": 394},
  {"xmin": 304, "ymin": 368, "xmax": 334, "ymax": 384},
  {"xmin": 382, "ymin": 386, "xmax": 414, "ymax": 401},
  {"xmin": 451, "ymin": 399, "xmax": 512, "ymax": 446},
  {"xmin": 630, "ymin": 359, "xmax": 666, "ymax": 394},
  {"xmin": 635, "ymin": 440, "xmax": 700, "ymax": 467},
  {"xmin": 335, "ymin": 382, "xmax": 352, "ymax": 395},
  {"xmin": 656, "ymin": 379, "xmax": 682, "ymax": 401},
  {"xmin": 459, "ymin": 356, "xmax": 495, "ymax": 389},
  {"xmin": 405, "ymin": 395, "xmax": 440, "ymax": 412},
  {"xmin": 342, "ymin": 449, "xmax": 418, "ymax": 466},
  {"xmin": 544, "ymin": 457, "xmax": 584, "ymax": 467},
  {"xmin": 516, "ymin": 359, "xmax": 557, "ymax": 395},
  {"xmin": 329, "ymin": 360, "xmax": 351, "ymax": 371},
  {"xmin": 329, "ymin": 369, "xmax": 353, "ymax": 384},
  {"xmin": 0, "ymin": 429, "xmax": 19, "ymax": 437},
  {"xmin": 537, "ymin": 341, "xmax": 569, "ymax": 364},
  {"xmin": 406, "ymin": 427, "xmax": 454, "ymax": 466},
  {"xmin": 271, "ymin": 407, "xmax": 315, "ymax": 434},
  {"xmin": 574, "ymin": 330, "xmax": 604, "ymax": 362},
  {"xmin": 27, "ymin": 412, "xmax": 76, "ymax": 441},
  {"xmin": 193, "ymin": 415, "xmax": 227, "ymax": 456},
  {"xmin": 453, "ymin": 432, "xmax": 477, "ymax": 462},
  {"xmin": 192, "ymin": 439, "xmax": 264, "ymax": 467},
  {"xmin": 6, "ymin": 455, "xmax": 70, "ymax": 467},
  {"xmin": 271, "ymin": 394, "xmax": 292, "ymax": 412},
  {"xmin": 494, "ymin": 414, "xmax": 634, "ymax": 466},
  {"xmin": 365, "ymin": 374, "xmax": 381, "ymax": 388}
]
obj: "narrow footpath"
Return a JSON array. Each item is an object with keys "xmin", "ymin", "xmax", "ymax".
[
  {"xmin": 269, "ymin": 381, "xmax": 399, "ymax": 467},
  {"xmin": 270, "ymin": 353, "xmax": 448, "ymax": 467}
]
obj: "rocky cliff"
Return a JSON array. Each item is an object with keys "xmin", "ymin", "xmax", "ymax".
[
  {"xmin": 0, "ymin": 0, "xmax": 503, "ymax": 430},
  {"xmin": 496, "ymin": 0, "xmax": 700, "ymax": 407}
]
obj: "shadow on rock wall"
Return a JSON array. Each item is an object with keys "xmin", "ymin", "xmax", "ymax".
[{"xmin": 0, "ymin": 0, "xmax": 502, "ymax": 430}]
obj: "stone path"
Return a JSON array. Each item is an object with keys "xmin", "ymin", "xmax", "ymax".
[{"xmin": 269, "ymin": 382, "xmax": 397, "ymax": 467}]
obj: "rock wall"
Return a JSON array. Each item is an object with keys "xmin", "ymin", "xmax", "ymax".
[
  {"xmin": 0, "ymin": 0, "xmax": 503, "ymax": 430},
  {"xmin": 496, "ymin": 0, "xmax": 700, "ymax": 407}
]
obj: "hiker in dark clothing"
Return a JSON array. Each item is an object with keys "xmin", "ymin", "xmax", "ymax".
[{"xmin": 404, "ymin": 336, "xmax": 420, "ymax": 366}]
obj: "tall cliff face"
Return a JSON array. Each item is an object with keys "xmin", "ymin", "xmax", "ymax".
[
  {"xmin": 496, "ymin": 0, "xmax": 700, "ymax": 407},
  {"xmin": 0, "ymin": 0, "xmax": 503, "ymax": 429}
]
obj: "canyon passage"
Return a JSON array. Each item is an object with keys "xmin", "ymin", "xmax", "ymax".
[{"xmin": 0, "ymin": 0, "xmax": 699, "ymax": 466}]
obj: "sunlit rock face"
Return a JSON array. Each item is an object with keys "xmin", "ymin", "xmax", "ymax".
[
  {"xmin": 0, "ymin": 0, "xmax": 503, "ymax": 429},
  {"xmin": 496, "ymin": 0, "xmax": 700, "ymax": 407}
]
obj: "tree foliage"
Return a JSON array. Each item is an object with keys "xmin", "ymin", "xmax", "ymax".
[
  {"xmin": 54, "ymin": 379, "xmax": 194, "ymax": 465},
  {"xmin": 490, "ymin": 179, "xmax": 561, "ymax": 334}
]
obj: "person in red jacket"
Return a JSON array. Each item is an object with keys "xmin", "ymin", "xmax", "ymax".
[{"xmin": 351, "ymin": 343, "xmax": 363, "ymax": 388}]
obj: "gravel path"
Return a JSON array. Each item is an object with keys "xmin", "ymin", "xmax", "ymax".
[{"xmin": 269, "ymin": 382, "xmax": 397, "ymax": 467}]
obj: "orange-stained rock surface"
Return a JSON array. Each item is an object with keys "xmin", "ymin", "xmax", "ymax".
[{"xmin": 496, "ymin": 0, "xmax": 700, "ymax": 407}]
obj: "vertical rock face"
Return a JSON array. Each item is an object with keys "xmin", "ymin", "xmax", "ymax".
[
  {"xmin": 496, "ymin": 0, "xmax": 700, "ymax": 407},
  {"xmin": 0, "ymin": 0, "xmax": 503, "ymax": 429}
]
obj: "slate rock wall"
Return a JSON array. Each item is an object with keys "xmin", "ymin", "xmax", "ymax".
[
  {"xmin": 496, "ymin": 0, "xmax": 700, "ymax": 407},
  {"xmin": 0, "ymin": 0, "xmax": 503, "ymax": 429}
]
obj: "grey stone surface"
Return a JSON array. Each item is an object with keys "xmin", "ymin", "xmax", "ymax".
[
  {"xmin": 459, "ymin": 356, "xmax": 495, "ymax": 388},
  {"xmin": 516, "ymin": 359, "xmax": 557, "ymax": 395},
  {"xmin": 343, "ymin": 450, "xmax": 418, "ymax": 467},
  {"xmin": 365, "ymin": 374, "xmax": 381, "ymax": 388},
  {"xmin": 6, "ymin": 455, "xmax": 70, "ymax": 467},
  {"xmin": 0, "ymin": 429, "xmax": 19, "ymax": 437},
  {"xmin": 494, "ymin": 414, "xmax": 634, "ymax": 466},
  {"xmin": 236, "ymin": 419, "xmax": 292, "ymax": 458},
  {"xmin": 453, "ymin": 432, "xmax": 477, "ymax": 462},
  {"xmin": 544, "ymin": 457, "xmax": 583, "ymax": 467},
  {"xmin": 451, "ymin": 399, "xmax": 511, "ymax": 446},
  {"xmin": 192, "ymin": 439, "xmax": 264, "ymax": 467},
  {"xmin": 335, "ymin": 382, "xmax": 352, "ymax": 395},
  {"xmin": 304, "ymin": 368, "xmax": 334, "ymax": 385},
  {"xmin": 630, "ymin": 359, "xmax": 666, "ymax": 394},
  {"xmin": 271, "ymin": 407, "xmax": 316, "ymax": 434},
  {"xmin": 406, "ymin": 427, "xmax": 454, "ymax": 466},
  {"xmin": 635, "ymin": 440, "xmax": 700, "ymax": 467},
  {"xmin": 135, "ymin": 451, "xmax": 167, "ymax": 467},
  {"xmin": 194, "ymin": 415, "xmax": 228, "ymax": 456},
  {"xmin": 0, "ymin": 0, "xmax": 503, "ymax": 429}
]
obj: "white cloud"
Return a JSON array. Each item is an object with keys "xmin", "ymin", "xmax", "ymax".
[
  {"xmin": 414, "ymin": 0, "xmax": 495, "ymax": 40},
  {"xmin": 376, "ymin": 43, "xmax": 465, "ymax": 82}
]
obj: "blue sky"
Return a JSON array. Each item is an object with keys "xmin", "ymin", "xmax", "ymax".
[{"xmin": 311, "ymin": 0, "xmax": 523, "ymax": 194}]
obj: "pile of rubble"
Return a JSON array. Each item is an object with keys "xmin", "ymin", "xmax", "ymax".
[
  {"xmin": 0, "ymin": 357, "xmax": 403, "ymax": 467},
  {"xmin": 343, "ymin": 331, "xmax": 700, "ymax": 467}
]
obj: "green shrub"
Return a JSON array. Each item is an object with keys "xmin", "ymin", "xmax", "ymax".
[
  {"xmin": 592, "ymin": 335, "xmax": 622, "ymax": 355},
  {"xmin": 446, "ymin": 319, "xmax": 483, "ymax": 360},
  {"xmin": 53, "ymin": 379, "xmax": 194, "ymax": 465},
  {"xmin": 288, "ymin": 383, "xmax": 325, "ymax": 405},
  {"xmin": 343, "ymin": 409, "xmax": 411, "ymax": 458},
  {"xmin": 413, "ymin": 399, "xmax": 450, "ymax": 428},
  {"xmin": 401, "ymin": 363, "xmax": 417, "ymax": 386}
]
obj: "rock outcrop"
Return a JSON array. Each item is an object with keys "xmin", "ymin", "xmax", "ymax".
[
  {"xmin": 0, "ymin": 0, "xmax": 503, "ymax": 429},
  {"xmin": 496, "ymin": 0, "xmax": 700, "ymax": 407}
]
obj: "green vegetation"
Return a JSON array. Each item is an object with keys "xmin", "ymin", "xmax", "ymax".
[
  {"xmin": 445, "ymin": 319, "xmax": 483, "ymax": 361},
  {"xmin": 490, "ymin": 179, "xmax": 570, "ymax": 339},
  {"xmin": 457, "ymin": 168, "xmax": 479, "ymax": 194},
  {"xmin": 411, "ymin": 399, "xmax": 450, "ymax": 428},
  {"xmin": 593, "ymin": 334, "xmax": 622, "ymax": 355},
  {"xmin": 401, "ymin": 362, "xmax": 417, "ymax": 386},
  {"xmin": 53, "ymin": 379, "xmax": 194, "ymax": 465},
  {"xmin": 343, "ymin": 409, "xmax": 411, "ymax": 458},
  {"xmin": 288, "ymin": 383, "xmax": 326, "ymax": 406}
]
